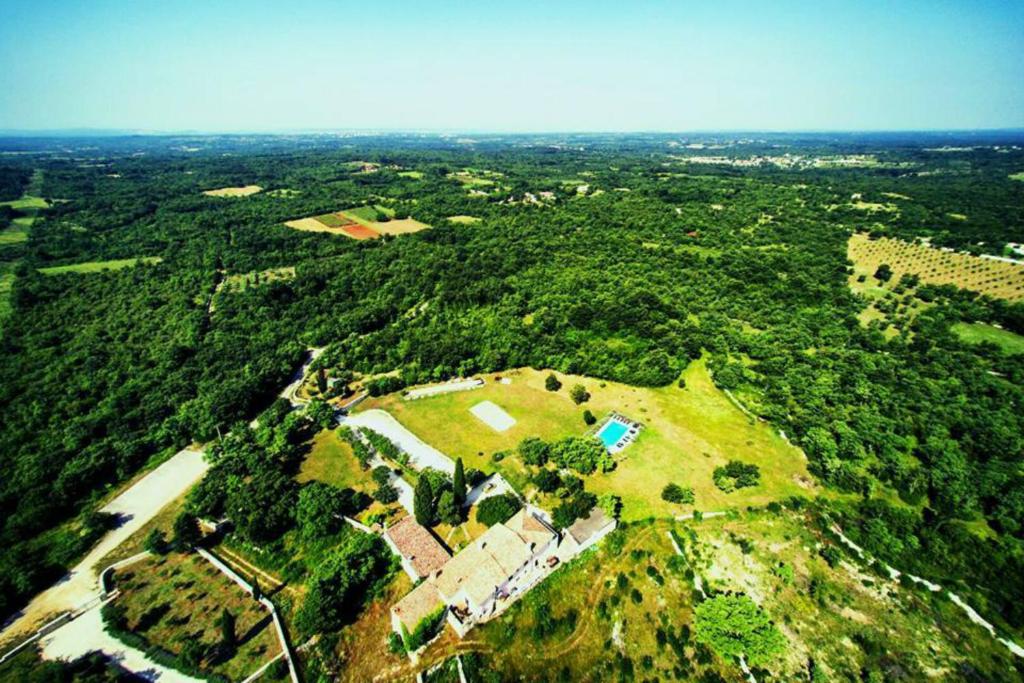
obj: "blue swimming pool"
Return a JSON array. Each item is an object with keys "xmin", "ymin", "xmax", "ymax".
[{"xmin": 596, "ymin": 419, "xmax": 629, "ymax": 450}]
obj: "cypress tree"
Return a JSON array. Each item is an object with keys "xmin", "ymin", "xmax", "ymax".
[
  {"xmin": 414, "ymin": 476, "xmax": 434, "ymax": 527},
  {"xmin": 453, "ymin": 457, "xmax": 466, "ymax": 507}
]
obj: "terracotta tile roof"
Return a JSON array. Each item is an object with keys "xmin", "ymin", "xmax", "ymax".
[
  {"xmin": 385, "ymin": 515, "xmax": 451, "ymax": 578},
  {"xmin": 391, "ymin": 580, "xmax": 444, "ymax": 632}
]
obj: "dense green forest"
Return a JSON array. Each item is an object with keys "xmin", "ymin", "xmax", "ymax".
[{"xmin": 1, "ymin": 132, "xmax": 1023, "ymax": 636}]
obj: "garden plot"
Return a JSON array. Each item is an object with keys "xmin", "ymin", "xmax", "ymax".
[{"xmin": 470, "ymin": 401, "xmax": 517, "ymax": 432}]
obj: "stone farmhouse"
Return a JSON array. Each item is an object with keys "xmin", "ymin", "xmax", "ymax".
[{"xmin": 389, "ymin": 504, "xmax": 616, "ymax": 642}]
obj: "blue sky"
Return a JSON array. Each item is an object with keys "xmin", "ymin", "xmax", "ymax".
[{"xmin": 0, "ymin": 0, "xmax": 1021, "ymax": 132}]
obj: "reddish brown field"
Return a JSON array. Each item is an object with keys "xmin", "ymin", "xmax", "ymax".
[{"xmin": 343, "ymin": 224, "xmax": 380, "ymax": 240}]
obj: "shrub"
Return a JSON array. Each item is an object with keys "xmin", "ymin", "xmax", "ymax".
[
  {"xmin": 476, "ymin": 494, "xmax": 522, "ymax": 527},
  {"xmin": 545, "ymin": 373, "xmax": 562, "ymax": 391},
  {"xmin": 713, "ymin": 460, "xmax": 761, "ymax": 492},
  {"xmin": 583, "ymin": 409, "xmax": 596, "ymax": 425},
  {"xmin": 661, "ymin": 483, "xmax": 695, "ymax": 504},
  {"xmin": 570, "ymin": 384, "xmax": 591, "ymax": 404}
]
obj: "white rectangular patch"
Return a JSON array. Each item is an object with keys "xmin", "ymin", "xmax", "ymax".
[{"xmin": 470, "ymin": 400, "xmax": 517, "ymax": 432}]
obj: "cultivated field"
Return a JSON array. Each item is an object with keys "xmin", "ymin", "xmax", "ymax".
[
  {"xmin": 848, "ymin": 233, "xmax": 1024, "ymax": 302},
  {"xmin": 361, "ymin": 360, "xmax": 813, "ymax": 520},
  {"xmin": 112, "ymin": 552, "xmax": 280, "ymax": 681},
  {"xmin": 202, "ymin": 185, "xmax": 263, "ymax": 197},
  {"xmin": 38, "ymin": 256, "xmax": 162, "ymax": 275},
  {"xmin": 285, "ymin": 205, "xmax": 429, "ymax": 240}
]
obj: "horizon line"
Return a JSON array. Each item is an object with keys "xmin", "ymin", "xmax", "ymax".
[{"xmin": 2, "ymin": 126, "xmax": 1024, "ymax": 138}]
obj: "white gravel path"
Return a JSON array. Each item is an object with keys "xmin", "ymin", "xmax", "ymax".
[
  {"xmin": 39, "ymin": 605, "xmax": 202, "ymax": 682},
  {"xmin": 346, "ymin": 409, "xmax": 455, "ymax": 475}
]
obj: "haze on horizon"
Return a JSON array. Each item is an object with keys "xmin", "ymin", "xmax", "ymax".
[{"xmin": 1, "ymin": 0, "xmax": 1022, "ymax": 134}]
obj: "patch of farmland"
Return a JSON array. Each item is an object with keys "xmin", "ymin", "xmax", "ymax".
[
  {"xmin": 202, "ymin": 184, "xmax": 262, "ymax": 197},
  {"xmin": 373, "ymin": 217, "xmax": 429, "ymax": 236},
  {"xmin": 38, "ymin": 257, "xmax": 162, "ymax": 275},
  {"xmin": 848, "ymin": 233, "xmax": 1024, "ymax": 302}
]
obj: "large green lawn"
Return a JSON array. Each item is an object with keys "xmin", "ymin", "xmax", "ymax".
[
  {"xmin": 38, "ymin": 256, "xmax": 162, "ymax": 275},
  {"xmin": 953, "ymin": 322, "xmax": 1024, "ymax": 354},
  {"xmin": 298, "ymin": 428, "xmax": 375, "ymax": 492},
  {"xmin": 361, "ymin": 359, "xmax": 814, "ymax": 520}
]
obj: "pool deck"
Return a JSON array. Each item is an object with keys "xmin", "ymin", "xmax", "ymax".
[{"xmin": 591, "ymin": 413, "xmax": 641, "ymax": 454}]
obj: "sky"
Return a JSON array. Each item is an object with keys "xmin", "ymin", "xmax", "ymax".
[{"xmin": 0, "ymin": 0, "xmax": 1022, "ymax": 132}]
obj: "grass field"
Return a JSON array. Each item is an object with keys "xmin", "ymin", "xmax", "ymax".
[
  {"xmin": 0, "ymin": 196, "xmax": 49, "ymax": 210},
  {"xmin": 38, "ymin": 257, "xmax": 162, "ymax": 275},
  {"xmin": 398, "ymin": 171, "xmax": 423, "ymax": 179},
  {"xmin": 848, "ymin": 233, "xmax": 1024, "ymax": 302},
  {"xmin": 298, "ymin": 429, "xmax": 376, "ymax": 493},
  {"xmin": 113, "ymin": 552, "xmax": 280, "ymax": 681},
  {"xmin": 1, "ymin": 195, "xmax": 48, "ymax": 245},
  {"xmin": 1009, "ymin": 172, "xmax": 1024, "ymax": 182},
  {"xmin": 202, "ymin": 185, "xmax": 262, "ymax": 197},
  {"xmin": 952, "ymin": 322, "xmax": 1024, "ymax": 354},
  {"xmin": 447, "ymin": 215, "xmax": 481, "ymax": 224},
  {"xmin": 361, "ymin": 360, "xmax": 814, "ymax": 520}
]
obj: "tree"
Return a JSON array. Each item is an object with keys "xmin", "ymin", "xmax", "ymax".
[
  {"xmin": 453, "ymin": 457, "xmax": 466, "ymax": 507},
  {"xmin": 296, "ymin": 481, "xmax": 352, "ymax": 539},
  {"xmin": 172, "ymin": 511, "xmax": 201, "ymax": 552},
  {"xmin": 306, "ymin": 398, "xmax": 334, "ymax": 430},
  {"xmin": 294, "ymin": 533, "xmax": 392, "ymax": 635},
  {"xmin": 550, "ymin": 436, "xmax": 614, "ymax": 474},
  {"xmin": 143, "ymin": 528, "xmax": 167, "ymax": 555},
  {"xmin": 661, "ymin": 483, "xmax": 695, "ymax": 504},
  {"xmin": 518, "ymin": 437, "xmax": 550, "ymax": 466},
  {"xmin": 713, "ymin": 461, "xmax": 761, "ymax": 492},
  {"xmin": 874, "ymin": 263, "xmax": 893, "ymax": 282},
  {"xmin": 437, "ymin": 490, "xmax": 461, "ymax": 526},
  {"xmin": 583, "ymin": 410, "xmax": 596, "ymax": 425},
  {"xmin": 251, "ymin": 575, "xmax": 262, "ymax": 603},
  {"xmin": 226, "ymin": 470, "xmax": 297, "ymax": 543},
  {"xmin": 545, "ymin": 373, "xmax": 562, "ymax": 392},
  {"xmin": 533, "ymin": 468, "xmax": 562, "ymax": 493},
  {"xmin": 316, "ymin": 367, "xmax": 328, "ymax": 394},
  {"xmin": 374, "ymin": 483, "xmax": 399, "ymax": 504},
  {"xmin": 414, "ymin": 476, "xmax": 434, "ymax": 527},
  {"xmin": 694, "ymin": 594, "xmax": 786, "ymax": 667},
  {"xmin": 570, "ymin": 384, "xmax": 591, "ymax": 404},
  {"xmin": 476, "ymin": 494, "xmax": 522, "ymax": 527},
  {"xmin": 598, "ymin": 493, "xmax": 622, "ymax": 519}
]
